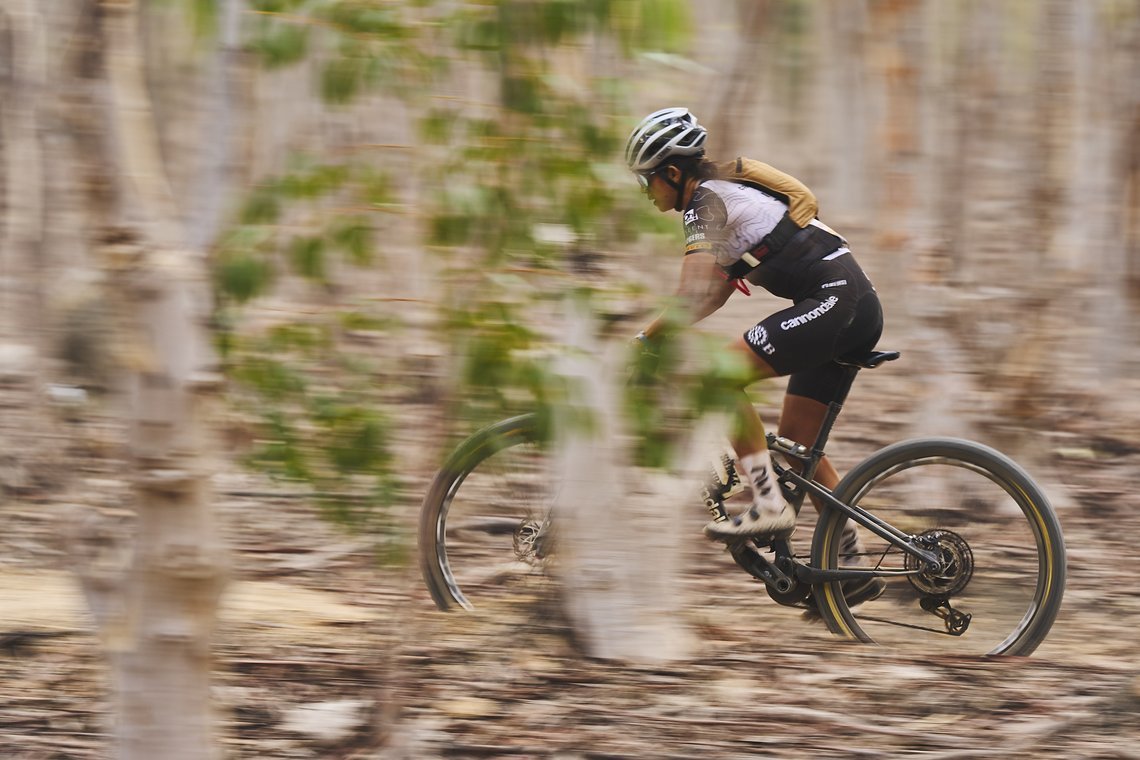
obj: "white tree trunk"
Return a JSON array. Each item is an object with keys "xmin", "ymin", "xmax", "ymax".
[
  {"xmin": 188, "ymin": 0, "xmax": 242, "ymax": 251},
  {"xmin": 70, "ymin": 2, "xmax": 228, "ymax": 758},
  {"xmin": 552, "ymin": 302, "xmax": 696, "ymax": 663}
]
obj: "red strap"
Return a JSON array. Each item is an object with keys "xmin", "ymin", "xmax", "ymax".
[{"xmin": 719, "ymin": 269, "xmax": 752, "ymax": 296}]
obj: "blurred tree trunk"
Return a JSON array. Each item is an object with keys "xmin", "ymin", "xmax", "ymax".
[
  {"xmin": 68, "ymin": 2, "xmax": 230, "ymax": 758},
  {"xmin": 0, "ymin": 0, "xmax": 46, "ymax": 349},
  {"xmin": 0, "ymin": 0, "xmax": 53, "ymax": 505},
  {"xmin": 705, "ymin": 0, "xmax": 771, "ymax": 157},
  {"xmin": 867, "ymin": 0, "xmax": 920, "ymax": 297},
  {"xmin": 1052, "ymin": 1, "xmax": 1114, "ymax": 275},
  {"xmin": 941, "ymin": 0, "xmax": 998, "ymax": 280},
  {"xmin": 188, "ymin": 0, "xmax": 242, "ymax": 251},
  {"xmin": 553, "ymin": 304, "xmax": 694, "ymax": 663},
  {"xmin": 1124, "ymin": 5, "xmax": 1140, "ymax": 304},
  {"xmin": 1029, "ymin": 0, "xmax": 1072, "ymax": 265},
  {"xmin": 1090, "ymin": 2, "xmax": 1140, "ymax": 380},
  {"xmin": 1128, "ymin": 106, "xmax": 1140, "ymax": 303},
  {"xmin": 818, "ymin": 0, "xmax": 870, "ymax": 222}
]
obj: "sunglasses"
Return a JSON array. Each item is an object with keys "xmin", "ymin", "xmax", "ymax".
[{"xmin": 636, "ymin": 169, "xmax": 659, "ymax": 189}]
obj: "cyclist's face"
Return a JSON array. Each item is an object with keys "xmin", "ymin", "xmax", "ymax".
[{"xmin": 639, "ymin": 168, "xmax": 677, "ymax": 212}]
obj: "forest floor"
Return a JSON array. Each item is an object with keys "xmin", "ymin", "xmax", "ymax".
[{"xmin": 2, "ymin": 346, "xmax": 1140, "ymax": 760}]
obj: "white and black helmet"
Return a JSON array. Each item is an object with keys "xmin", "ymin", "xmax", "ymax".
[{"xmin": 624, "ymin": 107, "xmax": 708, "ymax": 173}]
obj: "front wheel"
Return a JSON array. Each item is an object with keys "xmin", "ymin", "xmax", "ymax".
[
  {"xmin": 811, "ymin": 438, "xmax": 1066, "ymax": 656},
  {"xmin": 418, "ymin": 414, "xmax": 552, "ymax": 611}
]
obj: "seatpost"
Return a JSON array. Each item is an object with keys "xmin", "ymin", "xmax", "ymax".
[{"xmin": 801, "ymin": 365, "xmax": 861, "ymax": 482}]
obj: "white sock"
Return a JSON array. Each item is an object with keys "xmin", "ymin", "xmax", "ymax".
[
  {"xmin": 739, "ymin": 450, "xmax": 786, "ymax": 516},
  {"xmin": 841, "ymin": 520, "xmax": 865, "ymax": 564}
]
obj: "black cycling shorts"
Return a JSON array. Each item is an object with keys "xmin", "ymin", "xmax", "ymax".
[{"xmin": 742, "ymin": 251, "xmax": 883, "ymax": 404}]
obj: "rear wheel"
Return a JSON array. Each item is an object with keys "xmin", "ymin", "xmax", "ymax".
[
  {"xmin": 418, "ymin": 414, "xmax": 552, "ymax": 611},
  {"xmin": 811, "ymin": 438, "xmax": 1066, "ymax": 656}
]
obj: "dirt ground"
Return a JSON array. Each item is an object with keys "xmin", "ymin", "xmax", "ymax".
[{"xmin": 1, "ymin": 353, "xmax": 1140, "ymax": 760}]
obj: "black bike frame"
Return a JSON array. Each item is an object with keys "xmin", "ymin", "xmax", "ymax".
[
  {"xmin": 772, "ymin": 462, "xmax": 943, "ymax": 572},
  {"xmin": 759, "ymin": 351, "xmax": 943, "ymax": 577}
]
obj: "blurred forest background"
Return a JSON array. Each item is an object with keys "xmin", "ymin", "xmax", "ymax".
[{"xmin": 1, "ymin": 0, "xmax": 1139, "ymax": 758}]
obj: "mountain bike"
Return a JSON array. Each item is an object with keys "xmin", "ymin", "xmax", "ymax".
[{"xmin": 418, "ymin": 349, "xmax": 1067, "ymax": 657}]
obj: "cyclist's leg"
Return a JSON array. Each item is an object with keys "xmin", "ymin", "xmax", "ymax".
[
  {"xmin": 710, "ymin": 279, "xmax": 875, "ymax": 539},
  {"xmin": 777, "ymin": 280, "xmax": 883, "ymax": 497},
  {"xmin": 779, "ymin": 388, "xmax": 883, "ymax": 610},
  {"xmin": 777, "ymin": 392, "xmax": 840, "ymax": 489},
  {"xmin": 778, "ymin": 390, "xmax": 863, "ymax": 560},
  {"xmin": 704, "ymin": 340, "xmax": 796, "ymax": 539},
  {"xmin": 778, "ymin": 287, "xmax": 883, "ymax": 584},
  {"xmin": 728, "ymin": 340, "xmax": 777, "ymax": 460}
]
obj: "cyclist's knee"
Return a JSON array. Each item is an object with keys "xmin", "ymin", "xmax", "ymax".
[{"xmin": 730, "ymin": 337, "xmax": 778, "ymax": 383}]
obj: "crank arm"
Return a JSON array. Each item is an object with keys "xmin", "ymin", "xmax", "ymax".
[{"xmin": 728, "ymin": 541, "xmax": 796, "ymax": 595}]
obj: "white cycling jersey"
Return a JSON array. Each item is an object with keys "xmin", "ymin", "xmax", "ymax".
[{"xmin": 683, "ymin": 180, "xmax": 787, "ymax": 270}]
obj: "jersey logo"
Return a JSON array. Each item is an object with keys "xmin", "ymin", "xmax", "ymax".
[
  {"xmin": 746, "ymin": 325, "xmax": 776, "ymax": 355},
  {"xmin": 695, "ymin": 205, "xmax": 718, "ymax": 222},
  {"xmin": 780, "ymin": 296, "xmax": 839, "ymax": 330},
  {"xmin": 683, "ymin": 209, "xmax": 698, "ymax": 225}
]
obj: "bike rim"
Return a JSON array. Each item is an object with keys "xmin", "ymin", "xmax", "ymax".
[
  {"xmin": 430, "ymin": 428, "xmax": 554, "ymax": 611},
  {"xmin": 819, "ymin": 451, "xmax": 1061, "ymax": 656}
]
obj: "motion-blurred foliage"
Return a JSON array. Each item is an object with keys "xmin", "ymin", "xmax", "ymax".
[{"xmin": 208, "ymin": 0, "xmax": 717, "ymax": 532}]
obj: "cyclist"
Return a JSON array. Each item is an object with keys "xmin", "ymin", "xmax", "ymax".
[{"xmin": 627, "ymin": 107, "xmax": 884, "ymax": 599}]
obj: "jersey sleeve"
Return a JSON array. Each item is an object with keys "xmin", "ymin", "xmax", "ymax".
[{"xmin": 683, "ymin": 186, "xmax": 729, "ymax": 256}]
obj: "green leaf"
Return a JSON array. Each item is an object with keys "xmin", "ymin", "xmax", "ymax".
[
  {"xmin": 429, "ymin": 212, "xmax": 473, "ymax": 247},
  {"xmin": 539, "ymin": 0, "xmax": 590, "ymax": 43},
  {"xmin": 253, "ymin": 411, "xmax": 311, "ymax": 479},
  {"xmin": 419, "ymin": 110, "xmax": 455, "ymax": 145},
  {"xmin": 321, "ymin": 2, "xmax": 409, "ymax": 37},
  {"xmin": 321, "ymin": 55, "xmax": 364, "ymax": 104},
  {"xmin": 339, "ymin": 311, "xmax": 396, "ymax": 332},
  {"xmin": 278, "ymin": 164, "xmax": 350, "ymax": 199},
  {"xmin": 289, "ymin": 236, "xmax": 326, "ymax": 280},
  {"xmin": 265, "ymin": 323, "xmax": 331, "ymax": 353},
  {"xmin": 327, "ymin": 410, "xmax": 390, "ymax": 474},
  {"xmin": 359, "ymin": 170, "xmax": 393, "ymax": 207},
  {"xmin": 217, "ymin": 253, "xmax": 274, "ymax": 303},
  {"xmin": 251, "ymin": 22, "xmax": 310, "ymax": 68},
  {"xmin": 240, "ymin": 187, "xmax": 281, "ymax": 225},
  {"xmin": 250, "ymin": 0, "xmax": 306, "ymax": 11},
  {"xmin": 232, "ymin": 357, "xmax": 307, "ymax": 401},
  {"xmin": 457, "ymin": 14, "xmax": 501, "ymax": 52},
  {"xmin": 614, "ymin": 0, "xmax": 692, "ymax": 53},
  {"xmin": 190, "ymin": 0, "xmax": 218, "ymax": 39},
  {"xmin": 502, "ymin": 74, "xmax": 543, "ymax": 114},
  {"xmin": 330, "ymin": 218, "xmax": 373, "ymax": 265}
]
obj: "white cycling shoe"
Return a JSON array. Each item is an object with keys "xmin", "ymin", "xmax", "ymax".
[{"xmin": 703, "ymin": 500, "xmax": 796, "ymax": 541}]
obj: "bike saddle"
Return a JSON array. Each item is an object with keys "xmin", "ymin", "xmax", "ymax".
[{"xmin": 836, "ymin": 349, "xmax": 901, "ymax": 369}]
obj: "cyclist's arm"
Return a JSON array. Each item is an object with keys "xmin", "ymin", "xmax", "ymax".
[{"xmin": 641, "ymin": 251, "xmax": 734, "ymax": 339}]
